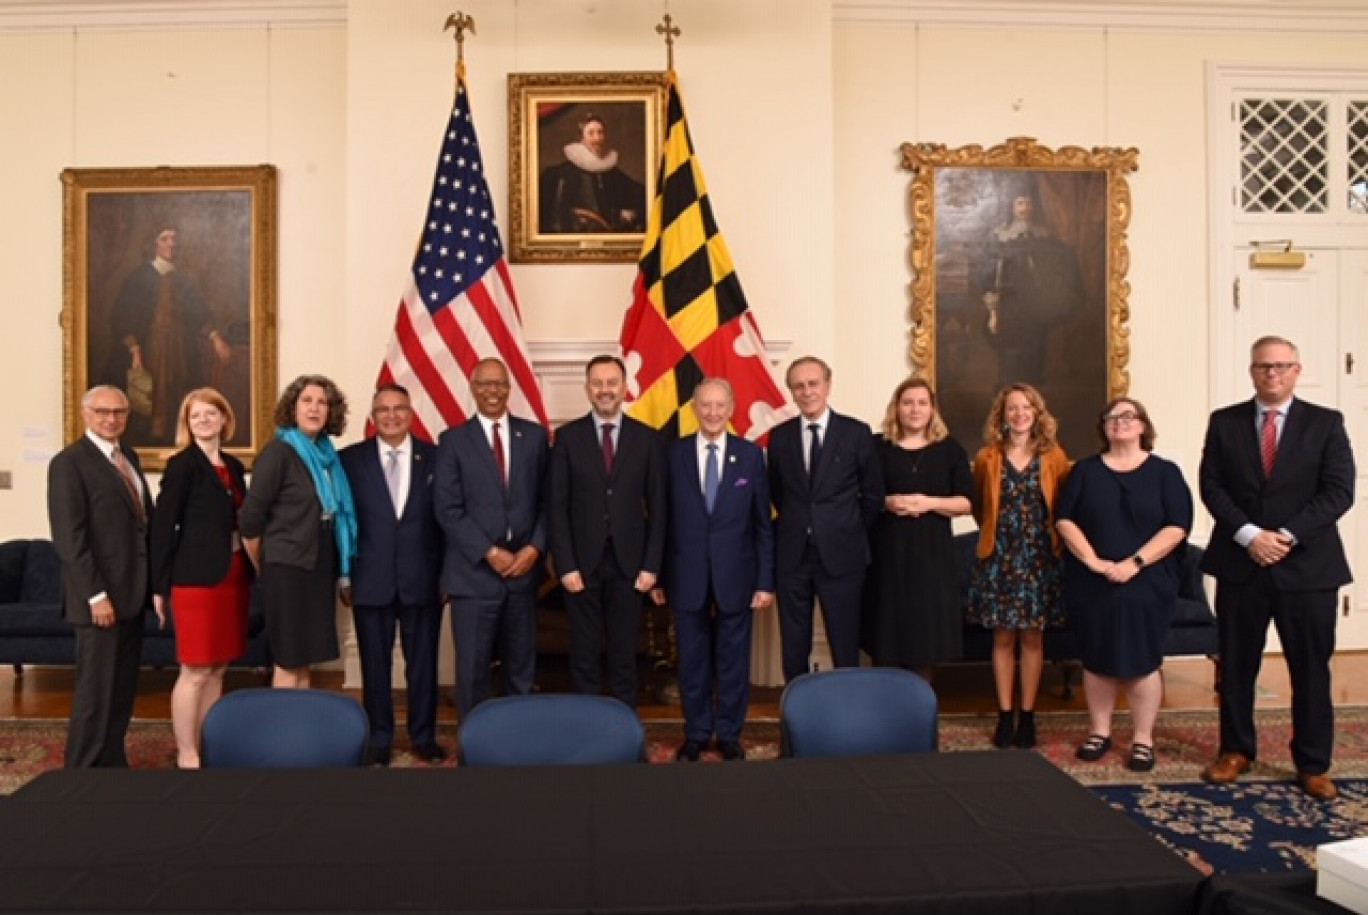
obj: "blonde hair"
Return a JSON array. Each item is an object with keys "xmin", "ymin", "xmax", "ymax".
[
  {"xmin": 175, "ymin": 387, "xmax": 236, "ymax": 448},
  {"xmin": 880, "ymin": 377, "xmax": 948, "ymax": 443},
  {"xmin": 981, "ymin": 382, "xmax": 1059, "ymax": 453}
]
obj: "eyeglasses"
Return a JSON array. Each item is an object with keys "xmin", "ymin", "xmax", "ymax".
[
  {"xmin": 1251, "ymin": 362, "xmax": 1299, "ymax": 374},
  {"xmin": 372, "ymin": 405, "xmax": 412, "ymax": 416},
  {"xmin": 86, "ymin": 407, "xmax": 130, "ymax": 419},
  {"xmin": 1104, "ymin": 411, "xmax": 1140, "ymax": 425}
]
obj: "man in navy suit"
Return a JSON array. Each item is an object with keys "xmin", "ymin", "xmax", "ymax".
[
  {"xmin": 549, "ymin": 355, "xmax": 667, "ymax": 707},
  {"xmin": 339, "ymin": 385, "xmax": 446, "ymax": 765},
  {"xmin": 48, "ymin": 385, "xmax": 155, "ymax": 767},
  {"xmin": 768, "ymin": 357, "xmax": 883, "ymax": 683},
  {"xmin": 435, "ymin": 358, "xmax": 548, "ymax": 719},
  {"xmin": 1198, "ymin": 336, "xmax": 1355, "ymax": 800},
  {"xmin": 653, "ymin": 379, "xmax": 774, "ymax": 761}
]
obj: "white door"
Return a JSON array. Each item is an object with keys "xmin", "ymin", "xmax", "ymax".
[{"xmin": 1232, "ymin": 248, "xmax": 1366, "ymax": 647}]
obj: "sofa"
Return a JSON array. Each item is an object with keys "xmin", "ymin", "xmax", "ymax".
[
  {"xmin": 953, "ymin": 532, "xmax": 1219, "ymax": 696},
  {"xmin": 0, "ymin": 538, "xmax": 271, "ymax": 673}
]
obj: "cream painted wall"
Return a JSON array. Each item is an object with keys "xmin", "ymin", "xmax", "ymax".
[
  {"xmin": 0, "ymin": 25, "xmax": 346, "ymax": 541},
  {"xmin": 833, "ymin": 22, "xmax": 1368, "ymax": 543}
]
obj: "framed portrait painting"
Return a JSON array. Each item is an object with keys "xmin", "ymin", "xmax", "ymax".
[
  {"xmin": 61, "ymin": 165, "xmax": 278, "ymax": 471},
  {"xmin": 508, "ymin": 71, "xmax": 668, "ymax": 263},
  {"xmin": 898, "ymin": 138, "xmax": 1139, "ymax": 459}
]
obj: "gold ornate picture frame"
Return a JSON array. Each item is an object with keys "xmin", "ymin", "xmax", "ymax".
[
  {"xmin": 898, "ymin": 137, "xmax": 1138, "ymax": 458},
  {"xmin": 508, "ymin": 71, "xmax": 667, "ymax": 263},
  {"xmin": 61, "ymin": 165, "xmax": 278, "ymax": 472}
]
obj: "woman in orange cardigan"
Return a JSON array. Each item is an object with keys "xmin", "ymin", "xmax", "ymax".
[{"xmin": 967, "ymin": 383, "xmax": 1069, "ymax": 749}]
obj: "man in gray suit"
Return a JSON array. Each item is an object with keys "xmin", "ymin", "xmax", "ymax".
[
  {"xmin": 48, "ymin": 385, "xmax": 154, "ymax": 767},
  {"xmin": 435, "ymin": 358, "xmax": 549, "ymax": 718}
]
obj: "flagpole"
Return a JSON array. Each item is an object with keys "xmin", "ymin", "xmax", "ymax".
[
  {"xmin": 655, "ymin": 13, "xmax": 680, "ymax": 72},
  {"xmin": 444, "ymin": 11, "xmax": 476, "ymax": 85}
]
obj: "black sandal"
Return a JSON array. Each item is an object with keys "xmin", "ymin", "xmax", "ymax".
[
  {"xmin": 1075, "ymin": 734, "xmax": 1112, "ymax": 762},
  {"xmin": 1128, "ymin": 743, "xmax": 1156, "ymax": 773}
]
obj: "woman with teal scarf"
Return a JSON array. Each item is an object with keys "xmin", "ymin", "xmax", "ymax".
[{"xmin": 241, "ymin": 375, "xmax": 358, "ymax": 688}]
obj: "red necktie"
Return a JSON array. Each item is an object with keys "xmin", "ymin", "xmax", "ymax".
[
  {"xmin": 112, "ymin": 446, "xmax": 146, "ymax": 525},
  {"xmin": 492, "ymin": 421, "xmax": 507, "ymax": 486},
  {"xmin": 601, "ymin": 422, "xmax": 616, "ymax": 474},
  {"xmin": 1260, "ymin": 409, "xmax": 1279, "ymax": 477}
]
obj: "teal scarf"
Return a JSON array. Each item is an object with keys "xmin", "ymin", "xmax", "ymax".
[{"xmin": 276, "ymin": 426, "xmax": 357, "ymax": 576}]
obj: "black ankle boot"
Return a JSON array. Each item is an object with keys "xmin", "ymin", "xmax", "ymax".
[
  {"xmin": 1014, "ymin": 710, "xmax": 1036, "ymax": 749},
  {"xmin": 993, "ymin": 710, "xmax": 1014, "ymax": 749}
]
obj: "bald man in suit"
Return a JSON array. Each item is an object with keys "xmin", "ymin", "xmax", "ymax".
[{"xmin": 48, "ymin": 385, "xmax": 154, "ymax": 767}]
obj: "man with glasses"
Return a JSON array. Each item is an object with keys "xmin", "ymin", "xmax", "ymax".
[
  {"xmin": 435, "ymin": 359, "xmax": 549, "ymax": 718},
  {"xmin": 48, "ymin": 385, "xmax": 154, "ymax": 766},
  {"xmin": 340, "ymin": 384, "xmax": 446, "ymax": 764},
  {"xmin": 1198, "ymin": 336, "xmax": 1355, "ymax": 800}
]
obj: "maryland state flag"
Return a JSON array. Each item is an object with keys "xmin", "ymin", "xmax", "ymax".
[{"xmin": 620, "ymin": 72, "xmax": 794, "ymax": 441}]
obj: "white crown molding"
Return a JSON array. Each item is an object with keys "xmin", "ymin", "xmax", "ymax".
[
  {"xmin": 833, "ymin": 0, "xmax": 1368, "ymax": 35},
  {"xmin": 0, "ymin": 1, "xmax": 346, "ymax": 33}
]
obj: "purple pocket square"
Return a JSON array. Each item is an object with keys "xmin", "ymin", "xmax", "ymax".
[{"xmin": 734, "ymin": 478, "xmax": 748, "ymax": 487}]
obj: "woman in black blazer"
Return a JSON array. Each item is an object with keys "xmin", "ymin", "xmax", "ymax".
[{"xmin": 150, "ymin": 388, "xmax": 252, "ymax": 769}]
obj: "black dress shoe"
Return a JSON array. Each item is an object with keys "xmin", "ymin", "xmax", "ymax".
[
  {"xmin": 718, "ymin": 740, "xmax": 746, "ymax": 761},
  {"xmin": 369, "ymin": 747, "xmax": 392, "ymax": 767},
  {"xmin": 414, "ymin": 743, "xmax": 448, "ymax": 763},
  {"xmin": 675, "ymin": 740, "xmax": 703, "ymax": 762}
]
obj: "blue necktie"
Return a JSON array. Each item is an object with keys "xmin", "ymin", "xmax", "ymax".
[
  {"xmin": 704, "ymin": 442, "xmax": 720, "ymax": 513},
  {"xmin": 807, "ymin": 423, "xmax": 822, "ymax": 480}
]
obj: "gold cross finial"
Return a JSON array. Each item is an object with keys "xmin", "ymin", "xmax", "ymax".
[
  {"xmin": 444, "ymin": 12, "xmax": 476, "ymax": 81},
  {"xmin": 655, "ymin": 14, "xmax": 681, "ymax": 72}
]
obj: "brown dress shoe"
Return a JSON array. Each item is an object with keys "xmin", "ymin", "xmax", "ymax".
[
  {"xmin": 1200, "ymin": 752, "xmax": 1251, "ymax": 784},
  {"xmin": 1297, "ymin": 773, "xmax": 1338, "ymax": 801}
]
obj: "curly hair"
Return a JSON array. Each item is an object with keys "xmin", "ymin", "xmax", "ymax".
[
  {"xmin": 880, "ymin": 377, "xmax": 949, "ymax": 443},
  {"xmin": 1094, "ymin": 396, "xmax": 1156, "ymax": 452},
  {"xmin": 174, "ymin": 387, "xmax": 236, "ymax": 448},
  {"xmin": 272, "ymin": 374, "xmax": 349, "ymax": 437},
  {"xmin": 981, "ymin": 382, "xmax": 1059, "ymax": 453}
]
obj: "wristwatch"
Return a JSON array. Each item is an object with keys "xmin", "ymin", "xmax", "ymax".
[{"xmin": 1131, "ymin": 554, "xmax": 1146, "ymax": 568}]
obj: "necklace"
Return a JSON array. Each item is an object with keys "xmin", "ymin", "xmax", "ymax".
[{"xmin": 901, "ymin": 440, "xmax": 927, "ymax": 475}]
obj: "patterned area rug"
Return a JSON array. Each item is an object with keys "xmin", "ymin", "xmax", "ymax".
[{"xmin": 1095, "ymin": 780, "xmax": 1368, "ymax": 876}]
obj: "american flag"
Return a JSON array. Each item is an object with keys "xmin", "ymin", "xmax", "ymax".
[{"xmin": 375, "ymin": 70, "xmax": 549, "ymax": 440}]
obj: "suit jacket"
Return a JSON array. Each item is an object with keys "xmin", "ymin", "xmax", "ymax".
[
  {"xmin": 47, "ymin": 436, "xmax": 153, "ymax": 624},
  {"xmin": 767, "ymin": 411, "xmax": 883, "ymax": 577},
  {"xmin": 1200, "ymin": 397, "xmax": 1354, "ymax": 590},
  {"xmin": 339, "ymin": 437, "xmax": 443, "ymax": 608},
  {"xmin": 662, "ymin": 434, "xmax": 775, "ymax": 613},
  {"xmin": 238, "ymin": 438, "xmax": 325, "ymax": 570},
  {"xmin": 434, "ymin": 416, "xmax": 549, "ymax": 600},
  {"xmin": 548, "ymin": 413, "xmax": 666, "ymax": 579},
  {"xmin": 150, "ymin": 444, "xmax": 249, "ymax": 594}
]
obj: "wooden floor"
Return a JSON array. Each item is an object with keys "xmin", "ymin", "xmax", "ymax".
[{"xmin": 2, "ymin": 651, "xmax": 1365, "ymax": 723}]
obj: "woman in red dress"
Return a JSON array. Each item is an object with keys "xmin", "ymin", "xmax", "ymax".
[{"xmin": 150, "ymin": 388, "xmax": 251, "ymax": 768}]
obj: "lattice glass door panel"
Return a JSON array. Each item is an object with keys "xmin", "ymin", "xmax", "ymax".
[
  {"xmin": 1239, "ymin": 98, "xmax": 1329, "ymax": 214},
  {"xmin": 1350, "ymin": 101, "xmax": 1368, "ymax": 214}
]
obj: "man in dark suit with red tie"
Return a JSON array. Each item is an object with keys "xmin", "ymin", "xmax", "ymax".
[
  {"xmin": 654, "ymin": 379, "xmax": 774, "ymax": 761},
  {"xmin": 434, "ymin": 358, "xmax": 548, "ymax": 719},
  {"xmin": 340, "ymin": 385, "xmax": 446, "ymax": 765},
  {"xmin": 1199, "ymin": 335, "xmax": 1355, "ymax": 800},
  {"xmin": 48, "ymin": 385, "xmax": 155, "ymax": 767},
  {"xmin": 549, "ymin": 355, "xmax": 667, "ymax": 708},
  {"xmin": 767, "ymin": 356, "xmax": 883, "ymax": 683}
]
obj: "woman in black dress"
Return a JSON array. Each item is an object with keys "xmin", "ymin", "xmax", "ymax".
[
  {"xmin": 1055, "ymin": 397, "xmax": 1193, "ymax": 772},
  {"xmin": 240, "ymin": 375, "xmax": 357, "ymax": 689},
  {"xmin": 863, "ymin": 378, "xmax": 973, "ymax": 681}
]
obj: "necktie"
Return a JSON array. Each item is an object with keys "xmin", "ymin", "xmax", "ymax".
[
  {"xmin": 807, "ymin": 423, "xmax": 822, "ymax": 480},
  {"xmin": 111, "ymin": 446, "xmax": 145, "ymax": 525},
  {"xmin": 601, "ymin": 422, "xmax": 616, "ymax": 474},
  {"xmin": 385, "ymin": 448, "xmax": 402, "ymax": 514},
  {"xmin": 704, "ymin": 442, "xmax": 720, "ymax": 513},
  {"xmin": 491, "ymin": 421, "xmax": 507, "ymax": 486},
  {"xmin": 1261, "ymin": 409, "xmax": 1279, "ymax": 477}
]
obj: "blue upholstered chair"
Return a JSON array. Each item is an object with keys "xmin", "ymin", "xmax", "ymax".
[
  {"xmin": 779, "ymin": 667, "xmax": 939, "ymax": 758},
  {"xmin": 456, "ymin": 694, "xmax": 646, "ymax": 766},
  {"xmin": 200, "ymin": 688, "xmax": 370, "ymax": 768}
]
